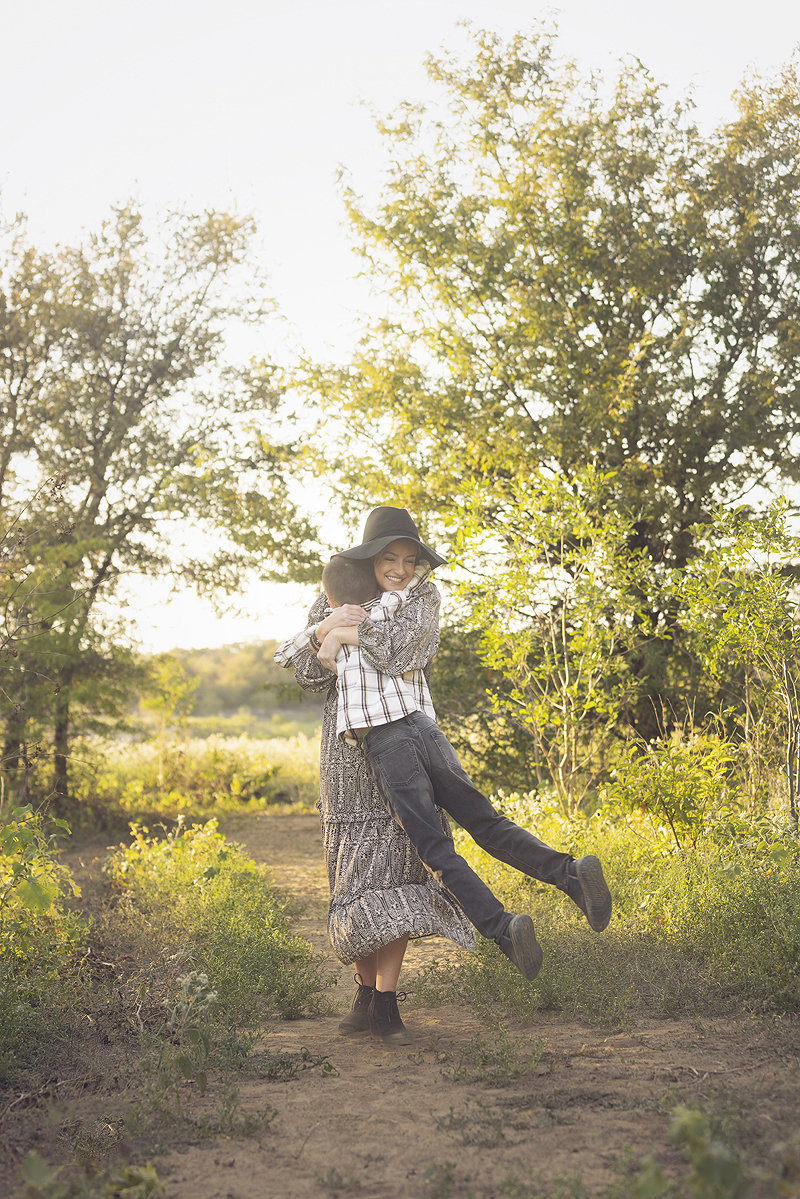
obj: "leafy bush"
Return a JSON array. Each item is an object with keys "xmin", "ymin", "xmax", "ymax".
[
  {"xmin": 0, "ymin": 805, "xmax": 85, "ymax": 1076},
  {"xmin": 102, "ymin": 818, "xmax": 334, "ymax": 1020},
  {"xmin": 71, "ymin": 733, "xmax": 320, "ymax": 824},
  {"xmin": 413, "ymin": 791, "xmax": 800, "ymax": 1022}
]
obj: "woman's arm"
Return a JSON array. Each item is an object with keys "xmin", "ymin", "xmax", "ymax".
[
  {"xmin": 356, "ymin": 580, "xmax": 441, "ymax": 676},
  {"xmin": 274, "ymin": 594, "xmax": 338, "ymax": 694}
]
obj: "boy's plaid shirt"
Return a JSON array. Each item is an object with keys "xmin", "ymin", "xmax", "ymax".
[{"xmin": 274, "ymin": 563, "xmax": 436, "ymax": 746}]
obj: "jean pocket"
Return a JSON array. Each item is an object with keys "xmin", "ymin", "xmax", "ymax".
[{"xmin": 371, "ymin": 739, "xmax": 420, "ymax": 788}]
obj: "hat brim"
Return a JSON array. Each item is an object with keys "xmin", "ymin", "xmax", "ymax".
[{"xmin": 336, "ymin": 534, "xmax": 447, "ymax": 568}]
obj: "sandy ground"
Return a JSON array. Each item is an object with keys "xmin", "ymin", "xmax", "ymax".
[
  {"xmin": 3, "ymin": 812, "xmax": 799, "ymax": 1199},
  {"xmin": 150, "ymin": 813, "xmax": 800, "ymax": 1199}
]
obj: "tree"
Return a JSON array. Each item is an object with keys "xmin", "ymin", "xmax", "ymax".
[
  {"xmin": 454, "ymin": 467, "xmax": 667, "ymax": 813},
  {"xmin": 0, "ymin": 205, "xmax": 320, "ymax": 809},
  {"xmin": 675, "ymin": 501, "xmax": 800, "ymax": 827},
  {"xmin": 298, "ymin": 25, "xmax": 800, "ymax": 739}
]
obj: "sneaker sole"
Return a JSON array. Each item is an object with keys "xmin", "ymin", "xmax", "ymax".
[
  {"xmin": 575, "ymin": 855, "xmax": 612, "ymax": 932},
  {"xmin": 508, "ymin": 914, "xmax": 544, "ymax": 981}
]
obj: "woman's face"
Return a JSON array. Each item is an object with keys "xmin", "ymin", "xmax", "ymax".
[{"xmin": 373, "ymin": 539, "xmax": 419, "ymax": 592}]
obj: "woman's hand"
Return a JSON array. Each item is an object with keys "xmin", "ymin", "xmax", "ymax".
[{"xmin": 315, "ymin": 605, "xmax": 367, "ymax": 639}]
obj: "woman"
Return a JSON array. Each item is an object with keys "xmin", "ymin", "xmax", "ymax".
[{"xmin": 274, "ymin": 507, "xmax": 476, "ymax": 1046}]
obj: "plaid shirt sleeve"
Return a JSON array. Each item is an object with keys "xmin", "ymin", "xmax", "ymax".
[
  {"xmin": 273, "ymin": 593, "xmax": 336, "ymax": 694},
  {"xmin": 368, "ymin": 562, "xmax": 429, "ymax": 624}
]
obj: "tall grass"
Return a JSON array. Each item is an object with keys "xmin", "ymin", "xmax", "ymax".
[
  {"xmin": 413, "ymin": 792, "xmax": 800, "ymax": 1023},
  {"xmin": 71, "ymin": 733, "xmax": 320, "ymax": 824},
  {"xmin": 0, "ymin": 807, "xmax": 86, "ymax": 1079},
  {"xmin": 101, "ymin": 818, "xmax": 335, "ymax": 1021}
]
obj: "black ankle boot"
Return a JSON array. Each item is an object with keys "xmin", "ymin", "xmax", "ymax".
[
  {"xmin": 338, "ymin": 974, "xmax": 375, "ymax": 1036},
  {"xmin": 368, "ymin": 989, "xmax": 412, "ymax": 1045}
]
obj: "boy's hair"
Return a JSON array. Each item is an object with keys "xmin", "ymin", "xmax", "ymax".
[{"xmin": 322, "ymin": 555, "xmax": 378, "ymax": 607}]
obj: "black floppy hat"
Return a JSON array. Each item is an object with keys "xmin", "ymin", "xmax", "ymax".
[{"xmin": 336, "ymin": 507, "xmax": 447, "ymax": 568}]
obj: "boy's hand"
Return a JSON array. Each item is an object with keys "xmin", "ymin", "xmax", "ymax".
[{"xmin": 316, "ymin": 631, "xmax": 342, "ymax": 673}]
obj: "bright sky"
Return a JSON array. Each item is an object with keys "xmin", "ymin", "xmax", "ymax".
[{"xmin": 3, "ymin": 0, "xmax": 798, "ymax": 650}]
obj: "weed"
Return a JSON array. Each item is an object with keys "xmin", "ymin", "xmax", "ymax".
[
  {"xmin": 0, "ymin": 807, "xmax": 85, "ymax": 1076},
  {"xmin": 209, "ymin": 1082, "xmax": 279, "ymax": 1136},
  {"xmin": 435, "ymin": 1098, "xmax": 510, "ymax": 1148},
  {"xmin": 74, "ymin": 734, "xmax": 321, "ymax": 823},
  {"xmin": 315, "ymin": 1166, "xmax": 361, "ymax": 1193},
  {"xmin": 18, "ymin": 1152, "xmax": 164, "ymax": 1198},
  {"xmin": 440, "ymin": 1026, "xmax": 545, "ymax": 1086},
  {"xmin": 422, "ymin": 1161, "xmax": 473, "ymax": 1198},
  {"xmin": 247, "ymin": 1046, "xmax": 338, "ymax": 1081},
  {"xmin": 102, "ymin": 819, "xmax": 336, "ymax": 1022},
  {"xmin": 411, "ymin": 801, "xmax": 800, "ymax": 1023}
]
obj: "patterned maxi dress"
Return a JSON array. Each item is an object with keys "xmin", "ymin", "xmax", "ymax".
[{"xmin": 282, "ymin": 579, "xmax": 476, "ymax": 964}]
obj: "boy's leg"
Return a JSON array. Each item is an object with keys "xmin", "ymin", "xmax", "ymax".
[
  {"xmin": 363, "ymin": 721, "xmax": 508, "ymax": 939},
  {"xmin": 362, "ymin": 719, "xmax": 542, "ymax": 978},
  {"xmin": 364, "ymin": 713, "xmax": 611, "ymax": 931}
]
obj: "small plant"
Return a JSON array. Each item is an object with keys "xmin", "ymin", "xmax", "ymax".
[
  {"xmin": 249, "ymin": 1046, "xmax": 338, "ymax": 1081},
  {"xmin": 104, "ymin": 819, "xmax": 335, "ymax": 1022},
  {"xmin": 315, "ymin": 1166, "xmax": 361, "ymax": 1194},
  {"xmin": 440, "ymin": 1026, "xmax": 545, "ymax": 1086},
  {"xmin": 19, "ymin": 1153, "xmax": 164, "ymax": 1198},
  {"xmin": 0, "ymin": 805, "xmax": 85, "ymax": 1074},
  {"xmin": 435, "ymin": 1098, "xmax": 510, "ymax": 1148},
  {"xmin": 422, "ymin": 1161, "xmax": 470, "ymax": 1199}
]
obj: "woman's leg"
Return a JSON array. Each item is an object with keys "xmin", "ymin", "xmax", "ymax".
[
  {"xmin": 375, "ymin": 933, "xmax": 410, "ymax": 992},
  {"xmin": 353, "ymin": 951, "xmax": 377, "ymax": 988}
]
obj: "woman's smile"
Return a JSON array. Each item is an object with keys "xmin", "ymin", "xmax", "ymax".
[{"xmin": 373, "ymin": 539, "xmax": 419, "ymax": 591}]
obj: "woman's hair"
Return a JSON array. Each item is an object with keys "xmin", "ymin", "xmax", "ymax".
[{"xmin": 322, "ymin": 555, "xmax": 378, "ymax": 607}]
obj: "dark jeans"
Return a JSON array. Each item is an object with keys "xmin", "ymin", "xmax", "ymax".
[{"xmin": 362, "ymin": 712, "xmax": 573, "ymax": 941}]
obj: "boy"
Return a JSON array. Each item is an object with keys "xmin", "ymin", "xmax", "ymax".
[{"xmin": 316, "ymin": 549, "xmax": 612, "ymax": 986}]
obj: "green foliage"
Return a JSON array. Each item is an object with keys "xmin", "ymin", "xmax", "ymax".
[
  {"xmin": 412, "ymin": 794, "xmax": 800, "ymax": 1022},
  {"xmin": 610, "ymin": 731, "xmax": 737, "ymax": 850},
  {"xmin": 104, "ymin": 818, "xmax": 334, "ymax": 1020},
  {"xmin": 421, "ymin": 1163, "xmax": 461, "ymax": 1199},
  {"xmin": 140, "ymin": 656, "xmax": 200, "ymax": 738},
  {"xmin": 454, "ymin": 468, "xmax": 666, "ymax": 812},
  {"xmin": 674, "ymin": 501, "xmax": 800, "ymax": 825},
  {"xmin": 0, "ymin": 805, "xmax": 84, "ymax": 1074},
  {"xmin": 310, "ymin": 29, "xmax": 800, "ymax": 550},
  {"xmin": 166, "ymin": 641, "xmax": 324, "ymax": 721},
  {"xmin": 73, "ymin": 733, "xmax": 320, "ymax": 823},
  {"xmin": 436, "ymin": 1098, "xmax": 510, "ymax": 1148},
  {"xmin": 413, "ymin": 1026, "xmax": 545, "ymax": 1086},
  {"xmin": 0, "ymin": 203, "xmax": 319, "ymax": 804},
  {"xmin": 18, "ymin": 1153, "xmax": 164, "ymax": 1199}
]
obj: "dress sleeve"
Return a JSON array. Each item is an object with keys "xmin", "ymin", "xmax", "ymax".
[
  {"xmin": 357, "ymin": 579, "xmax": 440, "ymax": 677},
  {"xmin": 274, "ymin": 594, "xmax": 337, "ymax": 695}
]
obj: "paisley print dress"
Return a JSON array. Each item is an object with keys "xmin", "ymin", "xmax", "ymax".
[{"xmin": 284, "ymin": 581, "xmax": 476, "ymax": 964}]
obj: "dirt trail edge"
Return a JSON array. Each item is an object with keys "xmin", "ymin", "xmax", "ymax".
[{"xmin": 151, "ymin": 812, "xmax": 797, "ymax": 1199}]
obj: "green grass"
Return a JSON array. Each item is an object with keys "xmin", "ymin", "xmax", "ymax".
[
  {"xmin": 411, "ymin": 793, "xmax": 800, "ymax": 1024},
  {"xmin": 0, "ymin": 807, "xmax": 86, "ymax": 1079},
  {"xmin": 102, "ymin": 817, "xmax": 335, "ymax": 1021},
  {"xmin": 71, "ymin": 732, "xmax": 321, "ymax": 826}
]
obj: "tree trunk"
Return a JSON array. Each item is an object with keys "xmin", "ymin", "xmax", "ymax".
[
  {"xmin": 782, "ymin": 662, "xmax": 799, "ymax": 831},
  {"xmin": 52, "ymin": 690, "xmax": 70, "ymax": 815}
]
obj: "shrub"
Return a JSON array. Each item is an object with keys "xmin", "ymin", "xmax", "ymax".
[
  {"xmin": 102, "ymin": 818, "xmax": 334, "ymax": 1020},
  {"xmin": 70, "ymin": 733, "xmax": 320, "ymax": 824},
  {"xmin": 412, "ymin": 791, "xmax": 800, "ymax": 1022},
  {"xmin": 0, "ymin": 806, "xmax": 85, "ymax": 1077}
]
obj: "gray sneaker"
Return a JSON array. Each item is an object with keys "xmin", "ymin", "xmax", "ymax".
[
  {"xmin": 571, "ymin": 855, "xmax": 612, "ymax": 932},
  {"xmin": 496, "ymin": 914, "xmax": 543, "ymax": 981}
]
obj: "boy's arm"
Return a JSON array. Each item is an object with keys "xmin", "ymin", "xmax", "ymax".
[
  {"xmin": 316, "ymin": 626, "xmax": 359, "ymax": 673},
  {"xmin": 369, "ymin": 562, "xmax": 430, "ymax": 625}
]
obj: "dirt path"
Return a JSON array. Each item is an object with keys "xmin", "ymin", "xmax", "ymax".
[{"xmin": 151, "ymin": 813, "xmax": 800, "ymax": 1199}]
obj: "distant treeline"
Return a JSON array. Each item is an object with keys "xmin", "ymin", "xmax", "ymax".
[{"xmin": 169, "ymin": 640, "xmax": 325, "ymax": 719}]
